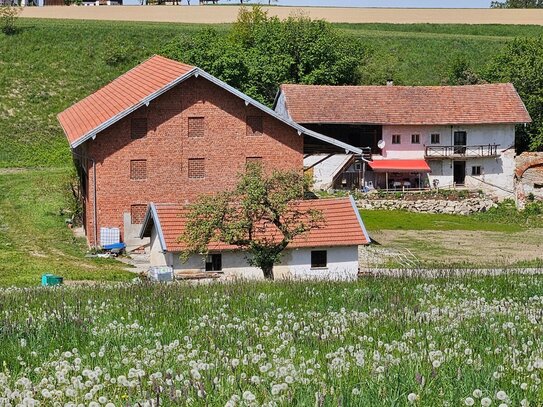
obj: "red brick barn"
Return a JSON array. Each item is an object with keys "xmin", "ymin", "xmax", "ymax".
[{"xmin": 58, "ymin": 56, "xmax": 361, "ymax": 248}]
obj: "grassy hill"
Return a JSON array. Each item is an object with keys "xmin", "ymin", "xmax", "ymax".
[{"xmin": 0, "ymin": 18, "xmax": 542, "ymax": 168}]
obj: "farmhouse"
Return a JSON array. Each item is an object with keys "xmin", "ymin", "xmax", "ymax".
[
  {"xmin": 274, "ymin": 83, "xmax": 531, "ymax": 198},
  {"xmin": 57, "ymin": 55, "xmax": 362, "ymax": 249},
  {"xmin": 140, "ymin": 196, "xmax": 370, "ymax": 280}
]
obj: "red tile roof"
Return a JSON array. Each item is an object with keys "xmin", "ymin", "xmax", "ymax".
[
  {"xmin": 279, "ymin": 83, "xmax": 531, "ymax": 125},
  {"xmin": 58, "ymin": 55, "xmax": 195, "ymax": 147},
  {"xmin": 369, "ymin": 159, "xmax": 431, "ymax": 173},
  {"xmin": 142, "ymin": 197, "xmax": 370, "ymax": 252}
]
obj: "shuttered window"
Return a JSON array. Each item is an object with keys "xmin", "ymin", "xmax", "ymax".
[
  {"xmin": 130, "ymin": 160, "xmax": 147, "ymax": 180},
  {"xmin": 188, "ymin": 117, "xmax": 205, "ymax": 138},
  {"xmin": 246, "ymin": 116, "xmax": 263, "ymax": 137},
  {"xmin": 188, "ymin": 158, "xmax": 205, "ymax": 179},
  {"xmin": 130, "ymin": 204, "xmax": 147, "ymax": 224},
  {"xmin": 131, "ymin": 118, "xmax": 148, "ymax": 139}
]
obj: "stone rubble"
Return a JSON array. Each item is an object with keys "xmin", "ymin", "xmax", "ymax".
[{"xmin": 357, "ymin": 197, "xmax": 497, "ymax": 215}]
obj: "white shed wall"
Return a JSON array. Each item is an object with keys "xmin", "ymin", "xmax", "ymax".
[{"xmin": 147, "ymin": 230, "xmax": 360, "ymax": 281}]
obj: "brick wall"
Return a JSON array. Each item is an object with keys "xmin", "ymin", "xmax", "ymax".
[{"xmin": 82, "ymin": 76, "xmax": 303, "ymax": 246}]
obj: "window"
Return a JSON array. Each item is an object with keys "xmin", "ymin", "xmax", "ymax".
[
  {"xmin": 411, "ymin": 134, "xmax": 420, "ymax": 144},
  {"xmin": 130, "ymin": 204, "xmax": 147, "ymax": 224},
  {"xmin": 205, "ymin": 254, "xmax": 222, "ymax": 271},
  {"xmin": 354, "ymin": 162, "xmax": 363, "ymax": 171},
  {"xmin": 188, "ymin": 117, "xmax": 205, "ymax": 138},
  {"xmin": 188, "ymin": 158, "xmax": 205, "ymax": 179},
  {"xmin": 311, "ymin": 250, "xmax": 327, "ymax": 268},
  {"xmin": 246, "ymin": 116, "xmax": 263, "ymax": 137},
  {"xmin": 392, "ymin": 134, "xmax": 401, "ymax": 144},
  {"xmin": 431, "ymin": 133, "xmax": 440, "ymax": 144},
  {"xmin": 471, "ymin": 166, "xmax": 482, "ymax": 176},
  {"xmin": 534, "ymin": 183, "xmax": 543, "ymax": 189},
  {"xmin": 131, "ymin": 118, "xmax": 147, "ymax": 139},
  {"xmin": 246, "ymin": 157, "xmax": 263, "ymax": 167},
  {"xmin": 130, "ymin": 160, "xmax": 147, "ymax": 180}
]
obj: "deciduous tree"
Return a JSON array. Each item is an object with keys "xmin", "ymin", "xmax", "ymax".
[
  {"xmin": 485, "ymin": 36, "xmax": 543, "ymax": 151},
  {"xmin": 162, "ymin": 5, "xmax": 367, "ymax": 105},
  {"xmin": 180, "ymin": 164, "xmax": 323, "ymax": 280}
]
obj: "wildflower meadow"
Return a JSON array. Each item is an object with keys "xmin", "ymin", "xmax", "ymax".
[{"xmin": 1, "ymin": 275, "xmax": 543, "ymax": 406}]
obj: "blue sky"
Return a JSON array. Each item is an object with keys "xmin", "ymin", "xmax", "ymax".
[{"xmin": 248, "ymin": 0, "xmax": 492, "ymax": 7}]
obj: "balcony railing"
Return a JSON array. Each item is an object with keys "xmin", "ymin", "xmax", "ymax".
[{"xmin": 425, "ymin": 144, "xmax": 499, "ymax": 159}]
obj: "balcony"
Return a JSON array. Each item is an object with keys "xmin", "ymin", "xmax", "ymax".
[{"xmin": 425, "ymin": 144, "xmax": 500, "ymax": 159}]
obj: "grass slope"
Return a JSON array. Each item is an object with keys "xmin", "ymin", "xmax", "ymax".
[
  {"xmin": 1, "ymin": 19, "xmax": 541, "ymax": 168},
  {"xmin": 0, "ymin": 168, "xmax": 132, "ymax": 287}
]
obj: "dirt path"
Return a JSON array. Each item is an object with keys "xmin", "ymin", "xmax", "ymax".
[
  {"xmin": 20, "ymin": 6, "xmax": 543, "ymax": 25},
  {"xmin": 371, "ymin": 228, "xmax": 543, "ymax": 266}
]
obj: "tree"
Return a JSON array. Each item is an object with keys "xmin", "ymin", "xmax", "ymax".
[
  {"xmin": 162, "ymin": 5, "xmax": 367, "ymax": 105},
  {"xmin": 484, "ymin": 36, "xmax": 543, "ymax": 151},
  {"xmin": 447, "ymin": 55, "xmax": 484, "ymax": 85},
  {"xmin": 180, "ymin": 164, "xmax": 324, "ymax": 280},
  {"xmin": 491, "ymin": 0, "xmax": 543, "ymax": 7}
]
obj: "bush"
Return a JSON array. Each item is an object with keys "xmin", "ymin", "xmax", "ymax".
[{"xmin": 0, "ymin": 6, "xmax": 21, "ymax": 35}]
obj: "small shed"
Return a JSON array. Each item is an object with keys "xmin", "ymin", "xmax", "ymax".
[{"xmin": 140, "ymin": 197, "xmax": 370, "ymax": 281}]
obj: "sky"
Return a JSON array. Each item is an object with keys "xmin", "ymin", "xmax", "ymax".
[{"xmin": 247, "ymin": 0, "xmax": 493, "ymax": 8}]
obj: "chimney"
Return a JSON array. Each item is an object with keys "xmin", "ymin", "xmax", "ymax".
[{"xmin": 386, "ymin": 79, "xmax": 394, "ymax": 86}]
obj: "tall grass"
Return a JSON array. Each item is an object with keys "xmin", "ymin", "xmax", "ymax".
[{"xmin": 1, "ymin": 275, "xmax": 543, "ymax": 405}]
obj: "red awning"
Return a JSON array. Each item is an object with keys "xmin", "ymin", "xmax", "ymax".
[{"xmin": 368, "ymin": 159, "xmax": 431, "ymax": 173}]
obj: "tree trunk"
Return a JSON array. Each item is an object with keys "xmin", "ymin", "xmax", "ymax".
[{"xmin": 262, "ymin": 264, "xmax": 274, "ymax": 280}]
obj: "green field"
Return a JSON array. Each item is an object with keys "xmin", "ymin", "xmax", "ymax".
[
  {"xmin": 1, "ymin": 275, "xmax": 543, "ymax": 405},
  {"xmin": 0, "ymin": 168, "xmax": 132, "ymax": 287},
  {"xmin": 1, "ymin": 18, "xmax": 542, "ymax": 168}
]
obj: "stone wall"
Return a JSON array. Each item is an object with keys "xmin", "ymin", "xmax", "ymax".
[{"xmin": 357, "ymin": 197, "xmax": 496, "ymax": 215}]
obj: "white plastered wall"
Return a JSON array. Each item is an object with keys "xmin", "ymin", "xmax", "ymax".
[{"xmin": 377, "ymin": 124, "xmax": 516, "ymax": 198}]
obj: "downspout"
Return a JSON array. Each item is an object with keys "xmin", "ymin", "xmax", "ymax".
[{"xmin": 71, "ymin": 150, "xmax": 98, "ymax": 249}]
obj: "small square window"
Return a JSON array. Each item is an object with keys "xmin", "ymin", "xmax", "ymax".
[
  {"xmin": 431, "ymin": 133, "xmax": 440, "ymax": 144},
  {"xmin": 188, "ymin": 117, "xmax": 205, "ymax": 138},
  {"xmin": 411, "ymin": 134, "xmax": 420, "ymax": 144},
  {"xmin": 311, "ymin": 250, "xmax": 327, "ymax": 268},
  {"xmin": 246, "ymin": 116, "xmax": 263, "ymax": 137},
  {"xmin": 131, "ymin": 118, "xmax": 147, "ymax": 140},
  {"xmin": 130, "ymin": 204, "xmax": 147, "ymax": 225},
  {"xmin": 471, "ymin": 166, "xmax": 482, "ymax": 176},
  {"xmin": 354, "ymin": 162, "xmax": 363, "ymax": 171},
  {"xmin": 188, "ymin": 158, "xmax": 205, "ymax": 179},
  {"xmin": 205, "ymin": 254, "xmax": 222, "ymax": 271},
  {"xmin": 246, "ymin": 157, "xmax": 263, "ymax": 167},
  {"xmin": 130, "ymin": 160, "xmax": 147, "ymax": 180},
  {"xmin": 392, "ymin": 135, "xmax": 401, "ymax": 144}
]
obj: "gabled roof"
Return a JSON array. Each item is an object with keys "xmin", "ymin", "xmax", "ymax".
[
  {"xmin": 140, "ymin": 197, "xmax": 370, "ymax": 253},
  {"xmin": 58, "ymin": 55, "xmax": 362, "ymax": 154},
  {"xmin": 58, "ymin": 56, "xmax": 195, "ymax": 147},
  {"xmin": 276, "ymin": 83, "xmax": 532, "ymax": 126}
]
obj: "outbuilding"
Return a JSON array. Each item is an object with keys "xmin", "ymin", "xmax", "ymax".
[{"xmin": 140, "ymin": 197, "xmax": 370, "ymax": 281}]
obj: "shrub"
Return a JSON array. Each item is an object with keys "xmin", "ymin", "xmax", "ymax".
[{"xmin": 0, "ymin": 6, "xmax": 21, "ymax": 35}]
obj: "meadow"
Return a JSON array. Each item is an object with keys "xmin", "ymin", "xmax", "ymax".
[{"xmin": 2, "ymin": 275, "xmax": 543, "ymax": 406}]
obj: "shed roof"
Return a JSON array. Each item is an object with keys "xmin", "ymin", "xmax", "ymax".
[
  {"xmin": 277, "ymin": 83, "xmax": 531, "ymax": 126},
  {"xmin": 140, "ymin": 197, "xmax": 370, "ymax": 253}
]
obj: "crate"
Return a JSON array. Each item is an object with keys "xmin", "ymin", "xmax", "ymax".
[
  {"xmin": 148, "ymin": 266, "xmax": 174, "ymax": 282},
  {"xmin": 41, "ymin": 274, "xmax": 63, "ymax": 286}
]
